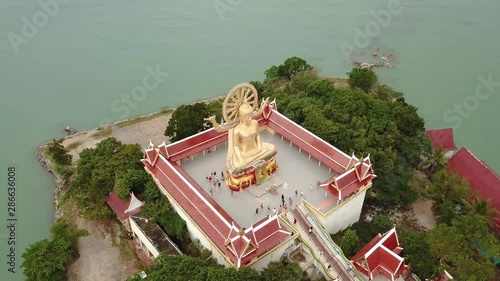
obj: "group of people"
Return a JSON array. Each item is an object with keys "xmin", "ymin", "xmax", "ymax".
[{"xmin": 206, "ymin": 170, "xmax": 225, "ymax": 196}]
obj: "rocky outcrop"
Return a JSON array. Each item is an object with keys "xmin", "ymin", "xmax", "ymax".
[{"xmin": 37, "ymin": 143, "xmax": 69, "ymax": 219}]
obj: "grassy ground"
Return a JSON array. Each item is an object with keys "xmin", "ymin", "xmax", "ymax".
[
  {"xmin": 115, "ymin": 110, "xmax": 172, "ymax": 128},
  {"xmin": 91, "ymin": 127, "xmax": 112, "ymax": 138}
]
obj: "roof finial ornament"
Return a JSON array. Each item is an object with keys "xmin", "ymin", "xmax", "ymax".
[{"xmin": 238, "ymin": 227, "xmax": 245, "ymax": 236}]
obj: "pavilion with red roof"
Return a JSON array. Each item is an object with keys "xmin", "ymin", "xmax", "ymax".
[
  {"xmin": 350, "ymin": 228, "xmax": 408, "ymax": 281},
  {"xmin": 106, "ymin": 190, "xmax": 144, "ymax": 231},
  {"xmin": 425, "ymin": 128, "xmax": 457, "ymax": 158},
  {"xmin": 142, "ymin": 97, "xmax": 376, "ymax": 269},
  {"xmin": 448, "ymin": 147, "xmax": 500, "ymax": 230}
]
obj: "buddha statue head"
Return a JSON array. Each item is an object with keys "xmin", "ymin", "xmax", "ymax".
[{"xmin": 238, "ymin": 102, "xmax": 253, "ymax": 126}]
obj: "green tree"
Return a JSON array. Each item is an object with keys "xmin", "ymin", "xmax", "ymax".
[
  {"xmin": 249, "ymin": 80, "xmax": 264, "ymax": 94},
  {"xmin": 165, "ymin": 103, "xmax": 208, "ymax": 142},
  {"xmin": 265, "ymin": 57, "xmax": 312, "ymax": 80},
  {"xmin": 259, "ymin": 58, "xmax": 429, "ymax": 207},
  {"xmin": 347, "ymin": 68, "xmax": 378, "ymax": 92},
  {"xmin": 21, "ymin": 220, "xmax": 87, "ymax": 281},
  {"xmin": 399, "ymin": 229, "xmax": 438, "ymax": 279},
  {"xmin": 115, "ymin": 169, "xmax": 149, "ymax": 200},
  {"xmin": 206, "ymin": 266, "xmax": 261, "ymax": 281},
  {"xmin": 205, "ymin": 99, "xmax": 223, "ymax": 123},
  {"xmin": 436, "ymin": 200, "xmax": 460, "ymax": 225},
  {"xmin": 419, "ymin": 148, "xmax": 448, "ymax": 175},
  {"xmin": 143, "ymin": 179, "xmax": 161, "ymax": 201},
  {"xmin": 305, "ymin": 78, "xmax": 335, "ymax": 99},
  {"xmin": 261, "ymin": 261, "xmax": 303, "ymax": 281},
  {"xmin": 69, "ymin": 138, "xmax": 144, "ymax": 220},
  {"xmin": 21, "ymin": 239, "xmax": 70, "ymax": 281},
  {"xmin": 341, "ymin": 229, "xmax": 361, "ymax": 258},
  {"xmin": 146, "ymin": 255, "xmax": 209, "ymax": 280},
  {"xmin": 141, "ymin": 192, "xmax": 190, "ymax": 244},
  {"xmin": 47, "ymin": 139, "xmax": 72, "ymax": 166},
  {"xmin": 391, "ymin": 101, "xmax": 425, "ymax": 138},
  {"xmin": 279, "ymin": 57, "xmax": 312, "ymax": 80},
  {"xmin": 462, "ymin": 197, "xmax": 500, "ymax": 229},
  {"xmin": 115, "ymin": 177, "xmax": 131, "ymax": 200},
  {"xmin": 428, "ymin": 169, "xmax": 471, "ymax": 204},
  {"xmin": 372, "ymin": 215, "xmax": 393, "ymax": 234},
  {"xmin": 427, "ymin": 213, "xmax": 500, "ymax": 281},
  {"xmin": 290, "ymin": 70, "xmax": 319, "ymax": 92}
]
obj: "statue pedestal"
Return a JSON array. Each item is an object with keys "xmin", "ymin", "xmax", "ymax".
[{"xmin": 226, "ymin": 153, "xmax": 278, "ymax": 191}]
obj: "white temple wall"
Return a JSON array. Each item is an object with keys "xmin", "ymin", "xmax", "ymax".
[
  {"xmin": 149, "ymin": 173, "xmax": 231, "ymax": 267},
  {"xmin": 129, "ymin": 218, "xmax": 160, "ymax": 258},
  {"xmin": 249, "ymin": 237, "xmax": 295, "ymax": 271},
  {"xmin": 319, "ymin": 189, "xmax": 367, "ymax": 234}
]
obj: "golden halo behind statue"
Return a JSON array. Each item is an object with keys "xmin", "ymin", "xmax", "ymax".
[{"xmin": 222, "ymin": 83, "xmax": 258, "ymax": 124}]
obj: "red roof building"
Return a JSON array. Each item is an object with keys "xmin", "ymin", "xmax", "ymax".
[
  {"xmin": 425, "ymin": 128, "xmax": 457, "ymax": 151},
  {"xmin": 350, "ymin": 228, "xmax": 408, "ymax": 281},
  {"xmin": 142, "ymin": 101, "xmax": 375, "ymax": 268},
  {"xmin": 448, "ymin": 147, "xmax": 500, "ymax": 229},
  {"xmin": 106, "ymin": 191, "xmax": 144, "ymax": 229}
]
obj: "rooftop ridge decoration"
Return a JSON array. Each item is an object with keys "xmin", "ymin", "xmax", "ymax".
[{"xmin": 124, "ymin": 192, "xmax": 145, "ymax": 214}]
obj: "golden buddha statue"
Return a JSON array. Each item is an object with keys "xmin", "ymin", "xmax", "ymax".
[{"xmin": 229, "ymin": 102, "xmax": 275, "ymax": 170}]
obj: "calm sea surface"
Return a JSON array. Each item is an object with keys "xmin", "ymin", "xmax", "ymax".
[{"xmin": 1, "ymin": 0, "xmax": 499, "ymax": 279}]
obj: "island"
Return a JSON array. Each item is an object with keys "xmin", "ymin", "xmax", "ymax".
[{"xmin": 26, "ymin": 57, "xmax": 500, "ymax": 281}]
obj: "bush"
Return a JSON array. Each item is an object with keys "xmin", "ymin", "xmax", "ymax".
[
  {"xmin": 347, "ymin": 68, "xmax": 378, "ymax": 92},
  {"xmin": 47, "ymin": 139, "xmax": 72, "ymax": 166},
  {"xmin": 21, "ymin": 220, "xmax": 87, "ymax": 281}
]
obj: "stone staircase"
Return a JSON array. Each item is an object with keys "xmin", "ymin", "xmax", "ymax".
[
  {"xmin": 246, "ymin": 176, "xmax": 284, "ymax": 197},
  {"xmin": 297, "ymin": 205, "xmax": 359, "ymax": 279},
  {"xmin": 286, "ymin": 206, "xmax": 359, "ymax": 281}
]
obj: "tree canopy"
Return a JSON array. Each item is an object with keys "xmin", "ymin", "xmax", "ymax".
[
  {"xmin": 265, "ymin": 56, "xmax": 312, "ymax": 81},
  {"xmin": 47, "ymin": 139, "xmax": 72, "ymax": 166},
  {"xmin": 165, "ymin": 103, "xmax": 208, "ymax": 142},
  {"xmin": 21, "ymin": 220, "xmax": 87, "ymax": 281},
  {"xmin": 129, "ymin": 255, "xmax": 300, "ymax": 281},
  {"xmin": 257, "ymin": 58, "xmax": 431, "ymax": 207},
  {"xmin": 68, "ymin": 137, "xmax": 145, "ymax": 220},
  {"xmin": 347, "ymin": 68, "xmax": 378, "ymax": 93}
]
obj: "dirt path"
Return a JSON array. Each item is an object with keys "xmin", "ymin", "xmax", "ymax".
[
  {"xmin": 411, "ymin": 199, "xmax": 436, "ymax": 230},
  {"xmin": 62, "ymin": 112, "xmax": 172, "ymax": 162},
  {"xmin": 61, "ymin": 113, "xmax": 173, "ymax": 280},
  {"xmin": 67, "ymin": 217, "xmax": 136, "ymax": 281}
]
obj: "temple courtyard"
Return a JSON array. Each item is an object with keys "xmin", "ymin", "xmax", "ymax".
[{"xmin": 181, "ymin": 131, "xmax": 340, "ymax": 228}]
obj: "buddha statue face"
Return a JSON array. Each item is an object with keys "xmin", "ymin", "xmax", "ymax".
[{"xmin": 238, "ymin": 103, "xmax": 253, "ymax": 126}]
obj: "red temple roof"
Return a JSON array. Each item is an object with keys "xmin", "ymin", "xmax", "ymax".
[
  {"xmin": 351, "ymin": 228, "xmax": 407, "ymax": 281},
  {"xmin": 425, "ymin": 128, "xmax": 457, "ymax": 151},
  {"xmin": 106, "ymin": 191, "xmax": 144, "ymax": 221},
  {"xmin": 448, "ymin": 147, "xmax": 500, "ymax": 229},
  {"xmin": 142, "ymin": 102, "xmax": 375, "ymax": 267}
]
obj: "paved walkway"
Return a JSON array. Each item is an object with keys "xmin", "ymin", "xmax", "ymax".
[{"xmin": 181, "ymin": 131, "xmax": 338, "ymax": 228}]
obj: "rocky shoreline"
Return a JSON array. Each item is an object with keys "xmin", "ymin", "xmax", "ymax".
[{"xmin": 37, "ymin": 142, "xmax": 67, "ymax": 219}]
